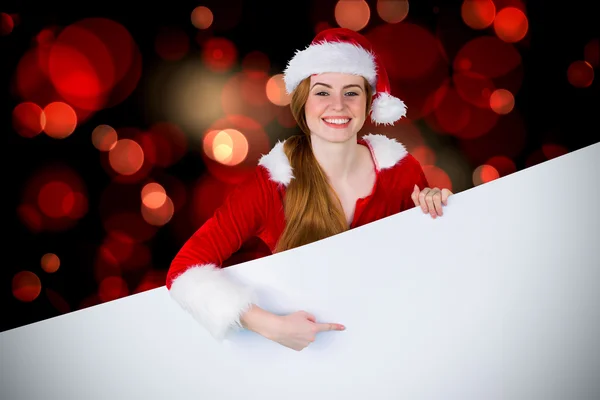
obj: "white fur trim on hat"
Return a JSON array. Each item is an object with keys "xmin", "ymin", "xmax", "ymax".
[
  {"xmin": 168, "ymin": 264, "xmax": 256, "ymax": 341},
  {"xmin": 371, "ymin": 92, "xmax": 407, "ymax": 125},
  {"xmin": 284, "ymin": 41, "xmax": 377, "ymax": 94}
]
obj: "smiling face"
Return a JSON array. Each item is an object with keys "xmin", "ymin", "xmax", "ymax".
[{"xmin": 304, "ymin": 72, "xmax": 369, "ymax": 143}]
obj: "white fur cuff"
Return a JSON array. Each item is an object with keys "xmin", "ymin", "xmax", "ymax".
[{"xmin": 169, "ymin": 264, "xmax": 256, "ymax": 340}]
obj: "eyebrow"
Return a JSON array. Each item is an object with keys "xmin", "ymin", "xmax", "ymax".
[{"xmin": 311, "ymin": 82, "xmax": 364, "ymax": 91}]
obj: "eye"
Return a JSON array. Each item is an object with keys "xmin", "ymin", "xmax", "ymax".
[
  {"xmin": 315, "ymin": 91, "xmax": 329, "ymax": 96},
  {"xmin": 345, "ymin": 91, "xmax": 359, "ymax": 96}
]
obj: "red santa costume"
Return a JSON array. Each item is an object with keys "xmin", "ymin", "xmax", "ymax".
[{"xmin": 166, "ymin": 28, "xmax": 430, "ymax": 340}]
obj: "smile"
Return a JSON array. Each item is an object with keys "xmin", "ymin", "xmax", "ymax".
[{"xmin": 322, "ymin": 118, "xmax": 351, "ymax": 128}]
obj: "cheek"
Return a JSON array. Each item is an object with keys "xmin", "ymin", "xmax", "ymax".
[
  {"xmin": 305, "ymin": 98, "xmax": 325, "ymax": 117},
  {"xmin": 348, "ymin": 99, "xmax": 366, "ymax": 116}
]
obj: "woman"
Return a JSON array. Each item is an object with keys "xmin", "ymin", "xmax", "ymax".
[{"xmin": 166, "ymin": 28, "xmax": 453, "ymax": 351}]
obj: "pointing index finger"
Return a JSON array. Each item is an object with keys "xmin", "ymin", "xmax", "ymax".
[{"xmin": 316, "ymin": 323, "xmax": 346, "ymax": 332}]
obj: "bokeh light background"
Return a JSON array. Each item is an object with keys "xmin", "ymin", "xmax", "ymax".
[{"xmin": 2, "ymin": 0, "xmax": 598, "ymax": 332}]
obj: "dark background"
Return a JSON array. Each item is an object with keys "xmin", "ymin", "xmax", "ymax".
[{"xmin": 2, "ymin": 0, "xmax": 598, "ymax": 333}]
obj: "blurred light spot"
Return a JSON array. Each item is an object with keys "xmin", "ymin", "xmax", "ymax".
[
  {"xmin": 202, "ymin": 37, "xmax": 237, "ymax": 72},
  {"xmin": 453, "ymin": 71, "xmax": 496, "ymax": 109},
  {"xmin": 377, "ymin": 0, "xmax": 409, "ymax": 24},
  {"xmin": 584, "ymin": 38, "xmax": 599, "ymax": 68},
  {"xmin": 202, "ymin": 115, "xmax": 271, "ymax": 184},
  {"xmin": 432, "ymin": 82, "xmax": 471, "ymax": 134},
  {"xmin": 19, "ymin": 164, "xmax": 88, "ymax": 232},
  {"xmin": 152, "ymin": 173, "xmax": 187, "ymax": 213},
  {"xmin": 98, "ymin": 276, "xmax": 129, "ymax": 303},
  {"xmin": 412, "ymin": 145, "xmax": 436, "ymax": 166},
  {"xmin": 222, "ymin": 72, "xmax": 277, "ymax": 125},
  {"xmin": 100, "ymin": 128, "xmax": 157, "ymax": 183},
  {"xmin": 38, "ymin": 181, "xmax": 75, "ymax": 218},
  {"xmin": 461, "ymin": 0, "xmax": 495, "ymax": 29},
  {"xmin": 109, "ymin": 139, "xmax": 144, "ymax": 175},
  {"xmin": 141, "ymin": 195, "xmax": 174, "ymax": 226},
  {"xmin": 92, "ymin": 124, "xmax": 118, "ymax": 151},
  {"xmin": 43, "ymin": 102, "xmax": 77, "ymax": 139},
  {"xmin": 98, "ymin": 232, "xmax": 151, "ymax": 275},
  {"xmin": 203, "ymin": 129, "xmax": 249, "ymax": 166},
  {"xmin": 12, "ymin": 271, "xmax": 41, "ymax": 302},
  {"xmin": 335, "ymin": 0, "xmax": 371, "ymax": 31},
  {"xmin": 155, "ymin": 26, "xmax": 189, "ymax": 61},
  {"xmin": 315, "ymin": 21, "xmax": 332, "ymax": 34},
  {"xmin": 473, "ymin": 164, "xmax": 499, "ymax": 186},
  {"xmin": 74, "ymin": 18, "xmax": 142, "ymax": 109},
  {"xmin": 367, "ymin": 22, "xmax": 443, "ymax": 80},
  {"xmin": 494, "ymin": 7, "xmax": 528, "ymax": 43},
  {"xmin": 567, "ymin": 60, "xmax": 594, "ymax": 88},
  {"xmin": 0, "ymin": 12, "xmax": 14, "ymax": 35},
  {"xmin": 100, "ymin": 232, "xmax": 135, "ymax": 267},
  {"xmin": 454, "ymin": 36, "xmax": 522, "ymax": 78},
  {"xmin": 266, "ymin": 74, "xmax": 291, "ymax": 106},
  {"xmin": 426, "ymin": 83, "xmax": 500, "ymax": 139},
  {"xmin": 489, "ymin": 88, "xmax": 514, "ymax": 114},
  {"xmin": 423, "ymin": 165, "xmax": 453, "ymax": 192},
  {"xmin": 45, "ymin": 288, "xmax": 71, "ymax": 314},
  {"xmin": 147, "ymin": 60, "xmax": 227, "ymax": 134},
  {"xmin": 241, "ymin": 70, "xmax": 269, "ymax": 105},
  {"xmin": 13, "ymin": 46, "xmax": 66, "ymax": 116},
  {"xmin": 142, "ymin": 182, "xmax": 167, "ymax": 209},
  {"xmin": 242, "ymin": 51, "xmax": 270, "ymax": 77},
  {"xmin": 13, "ymin": 102, "xmax": 46, "ymax": 138},
  {"xmin": 48, "ymin": 24, "xmax": 114, "ymax": 111},
  {"xmin": 542, "ymin": 143, "xmax": 568, "ymax": 160},
  {"xmin": 191, "ymin": 6, "xmax": 214, "ymax": 29},
  {"xmin": 41, "ymin": 253, "xmax": 61, "ymax": 273},
  {"xmin": 36, "ymin": 28, "xmax": 56, "ymax": 46},
  {"xmin": 485, "ymin": 155, "xmax": 516, "ymax": 177},
  {"xmin": 17, "ymin": 204, "xmax": 43, "ymax": 233}
]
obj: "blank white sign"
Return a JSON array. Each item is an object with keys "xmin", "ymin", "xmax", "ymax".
[{"xmin": 1, "ymin": 142, "xmax": 599, "ymax": 400}]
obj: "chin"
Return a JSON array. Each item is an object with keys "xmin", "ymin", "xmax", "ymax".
[{"xmin": 312, "ymin": 130, "xmax": 356, "ymax": 144}]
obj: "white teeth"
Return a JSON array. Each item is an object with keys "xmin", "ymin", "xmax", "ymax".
[{"xmin": 323, "ymin": 118, "xmax": 350, "ymax": 125}]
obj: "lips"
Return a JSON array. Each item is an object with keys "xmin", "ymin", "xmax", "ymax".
[{"xmin": 322, "ymin": 117, "xmax": 351, "ymax": 129}]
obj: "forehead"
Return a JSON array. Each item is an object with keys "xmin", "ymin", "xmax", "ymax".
[{"xmin": 310, "ymin": 72, "xmax": 364, "ymax": 87}]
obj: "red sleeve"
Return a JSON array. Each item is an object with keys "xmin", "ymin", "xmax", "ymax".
[
  {"xmin": 397, "ymin": 153, "xmax": 430, "ymax": 212},
  {"xmin": 165, "ymin": 166, "xmax": 273, "ymax": 340},
  {"xmin": 166, "ymin": 166, "xmax": 271, "ymax": 289}
]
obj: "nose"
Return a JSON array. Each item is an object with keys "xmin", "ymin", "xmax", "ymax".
[{"xmin": 329, "ymin": 92, "xmax": 345, "ymax": 110}]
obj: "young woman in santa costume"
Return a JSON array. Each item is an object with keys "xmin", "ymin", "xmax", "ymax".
[{"xmin": 166, "ymin": 28, "xmax": 453, "ymax": 351}]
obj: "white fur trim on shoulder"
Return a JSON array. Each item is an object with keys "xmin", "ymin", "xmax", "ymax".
[
  {"xmin": 284, "ymin": 41, "xmax": 377, "ymax": 94},
  {"xmin": 258, "ymin": 141, "xmax": 294, "ymax": 186},
  {"xmin": 362, "ymin": 133, "xmax": 408, "ymax": 170},
  {"xmin": 168, "ymin": 264, "xmax": 256, "ymax": 341},
  {"xmin": 371, "ymin": 93, "xmax": 407, "ymax": 126}
]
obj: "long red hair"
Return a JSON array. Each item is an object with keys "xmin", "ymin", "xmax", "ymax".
[{"xmin": 274, "ymin": 76, "xmax": 373, "ymax": 253}]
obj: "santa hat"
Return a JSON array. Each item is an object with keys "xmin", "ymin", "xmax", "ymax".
[{"xmin": 283, "ymin": 27, "xmax": 407, "ymax": 126}]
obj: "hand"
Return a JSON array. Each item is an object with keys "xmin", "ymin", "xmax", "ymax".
[
  {"xmin": 270, "ymin": 311, "xmax": 345, "ymax": 351},
  {"xmin": 411, "ymin": 184, "xmax": 453, "ymax": 219}
]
